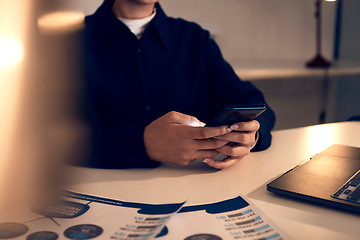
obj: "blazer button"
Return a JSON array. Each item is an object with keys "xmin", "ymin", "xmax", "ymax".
[{"xmin": 137, "ymin": 47, "xmax": 143, "ymax": 53}]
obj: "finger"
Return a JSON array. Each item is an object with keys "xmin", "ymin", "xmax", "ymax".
[
  {"xmin": 216, "ymin": 144, "xmax": 251, "ymax": 158},
  {"xmin": 229, "ymin": 120, "xmax": 260, "ymax": 132},
  {"xmin": 174, "ymin": 158, "xmax": 198, "ymax": 167},
  {"xmin": 193, "ymin": 138, "xmax": 229, "ymax": 150},
  {"xmin": 214, "ymin": 131, "xmax": 255, "ymax": 145},
  {"xmin": 192, "ymin": 125, "xmax": 231, "ymax": 140},
  {"xmin": 167, "ymin": 111, "xmax": 205, "ymax": 127},
  {"xmin": 203, "ymin": 157, "xmax": 241, "ymax": 169},
  {"xmin": 192, "ymin": 149, "xmax": 220, "ymax": 160},
  {"xmin": 174, "ymin": 145, "xmax": 223, "ymax": 164}
]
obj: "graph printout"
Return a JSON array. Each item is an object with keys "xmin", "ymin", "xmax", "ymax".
[
  {"xmin": 0, "ymin": 191, "xmax": 291, "ymax": 240},
  {"xmin": 159, "ymin": 195, "xmax": 291, "ymax": 240}
]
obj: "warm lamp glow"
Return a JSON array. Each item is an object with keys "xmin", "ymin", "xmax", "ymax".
[
  {"xmin": 0, "ymin": 37, "xmax": 23, "ymax": 69},
  {"xmin": 38, "ymin": 11, "xmax": 85, "ymax": 34},
  {"xmin": 309, "ymin": 124, "xmax": 334, "ymax": 156}
]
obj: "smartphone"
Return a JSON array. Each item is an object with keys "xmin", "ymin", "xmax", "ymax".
[{"xmin": 206, "ymin": 104, "xmax": 266, "ymax": 127}]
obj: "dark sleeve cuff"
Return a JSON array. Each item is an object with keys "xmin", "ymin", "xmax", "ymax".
[{"xmin": 86, "ymin": 125, "xmax": 161, "ymax": 169}]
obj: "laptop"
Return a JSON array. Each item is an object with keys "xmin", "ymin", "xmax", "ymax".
[{"xmin": 267, "ymin": 144, "xmax": 360, "ymax": 214}]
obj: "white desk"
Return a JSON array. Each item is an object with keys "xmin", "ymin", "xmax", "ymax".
[{"xmin": 66, "ymin": 121, "xmax": 360, "ymax": 240}]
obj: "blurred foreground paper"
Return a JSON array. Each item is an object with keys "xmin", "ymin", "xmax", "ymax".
[{"xmin": 0, "ymin": 0, "xmax": 88, "ymax": 217}]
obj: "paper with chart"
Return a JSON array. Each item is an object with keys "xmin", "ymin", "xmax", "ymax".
[
  {"xmin": 0, "ymin": 190, "xmax": 291, "ymax": 239},
  {"xmin": 158, "ymin": 195, "xmax": 291, "ymax": 240}
]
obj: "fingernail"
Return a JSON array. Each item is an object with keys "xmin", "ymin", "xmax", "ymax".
[
  {"xmin": 230, "ymin": 124, "xmax": 239, "ymax": 130},
  {"xmin": 203, "ymin": 159, "xmax": 208, "ymax": 164}
]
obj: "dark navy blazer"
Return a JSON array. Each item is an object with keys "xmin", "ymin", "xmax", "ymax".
[{"xmin": 82, "ymin": 0, "xmax": 275, "ymax": 168}]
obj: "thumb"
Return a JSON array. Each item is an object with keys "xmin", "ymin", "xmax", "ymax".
[
  {"xmin": 168, "ymin": 111, "xmax": 205, "ymax": 127},
  {"xmin": 186, "ymin": 116, "xmax": 206, "ymax": 127}
]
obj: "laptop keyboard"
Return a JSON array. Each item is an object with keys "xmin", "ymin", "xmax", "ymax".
[{"xmin": 332, "ymin": 169, "xmax": 360, "ymax": 204}]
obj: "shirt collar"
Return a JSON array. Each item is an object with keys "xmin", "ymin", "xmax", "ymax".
[
  {"xmin": 87, "ymin": 0, "xmax": 172, "ymax": 50},
  {"xmin": 86, "ymin": 0, "xmax": 123, "ymax": 45},
  {"xmin": 148, "ymin": 2, "xmax": 172, "ymax": 50}
]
